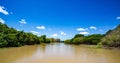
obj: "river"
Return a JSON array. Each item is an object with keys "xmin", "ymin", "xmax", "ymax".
[{"xmin": 0, "ymin": 43, "xmax": 120, "ymax": 63}]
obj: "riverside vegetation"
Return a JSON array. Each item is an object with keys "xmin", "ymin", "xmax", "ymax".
[
  {"xmin": 64, "ymin": 24, "xmax": 120, "ymax": 48},
  {"xmin": 0, "ymin": 22, "xmax": 120, "ymax": 48},
  {"xmin": 0, "ymin": 22, "xmax": 60, "ymax": 48}
]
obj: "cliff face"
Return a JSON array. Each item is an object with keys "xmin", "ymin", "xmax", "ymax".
[{"xmin": 101, "ymin": 24, "xmax": 120, "ymax": 47}]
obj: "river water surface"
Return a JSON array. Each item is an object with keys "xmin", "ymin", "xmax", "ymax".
[{"xmin": 0, "ymin": 43, "xmax": 120, "ymax": 63}]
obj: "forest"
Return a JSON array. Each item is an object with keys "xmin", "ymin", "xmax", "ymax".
[
  {"xmin": 64, "ymin": 24, "xmax": 120, "ymax": 48},
  {"xmin": 0, "ymin": 22, "xmax": 120, "ymax": 48},
  {"xmin": 0, "ymin": 22, "xmax": 60, "ymax": 47}
]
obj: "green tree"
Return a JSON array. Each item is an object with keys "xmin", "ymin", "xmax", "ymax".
[
  {"xmin": 100, "ymin": 24, "xmax": 120, "ymax": 47},
  {"xmin": 64, "ymin": 39, "xmax": 71, "ymax": 44},
  {"xmin": 49, "ymin": 38, "xmax": 55, "ymax": 42},
  {"xmin": 0, "ymin": 23, "xmax": 42, "ymax": 48},
  {"xmin": 5, "ymin": 34, "xmax": 21, "ymax": 47},
  {"xmin": 0, "ymin": 34, "xmax": 8, "ymax": 47},
  {"xmin": 40, "ymin": 35, "xmax": 46, "ymax": 43},
  {"xmin": 45, "ymin": 38, "xmax": 51, "ymax": 43},
  {"xmin": 72, "ymin": 37, "xmax": 84, "ymax": 44},
  {"xmin": 83, "ymin": 34, "xmax": 103, "ymax": 45}
]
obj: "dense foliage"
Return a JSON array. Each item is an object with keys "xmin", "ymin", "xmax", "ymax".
[
  {"xmin": 0, "ymin": 23, "xmax": 38, "ymax": 47},
  {"xmin": 83, "ymin": 34, "xmax": 104, "ymax": 45},
  {"xmin": 64, "ymin": 24, "xmax": 120, "ymax": 48},
  {"xmin": 1, "ymin": 22, "xmax": 119, "ymax": 48},
  {"xmin": 64, "ymin": 39, "xmax": 71, "ymax": 44},
  {"xmin": 100, "ymin": 24, "xmax": 120, "ymax": 47},
  {"xmin": 64, "ymin": 34, "xmax": 104, "ymax": 45},
  {"xmin": 72, "ymin": 37, "xmax": 84, "ymax": 44},
  {"xmin": 0, "ymin": 23, "xmax": 60, "ymax": 48}
]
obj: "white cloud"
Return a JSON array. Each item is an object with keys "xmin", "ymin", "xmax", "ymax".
[
  {"xmin": 36, "ymin": 26, "xmax": 45, "ymax": 30},
  {"xmin": 60, "ymin": 31, "xmax": 66, "ymax": 35},
  {"xmin": 79, "ymin": 32, "xmax": 89, "ymax": 35},
  {"xmin": 19, "ymin": 19, "xmax": 26, "ymax": 24},
  {"xmin": 90, "ymin": 26, "xmax": 97, "ymax": 30},
  {"xmin": 0, "ymin": 18, "xmax": 5, "ymax": 24},
  {"xmin": 30, "ymin": 31, "xmax": 40, "ymax": 35},
  {"xmin": 77, "ymin": 28, "xmax": 88, "ymax": 31},
  {"xmin": 116, "ymin": 16, "xmax": 120, "ymax": 20},
  {"xmin": 0, "ymin": 6, "xmax": 9, "ymax": 15},
  {"xmin": 51, "ymin": 34, "xmax": 58, "ymax": 37}
]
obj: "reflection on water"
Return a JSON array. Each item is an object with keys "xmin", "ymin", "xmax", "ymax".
[{"xmin": 0, "ymin": 43, "xmax": 120, "ymax": 63}]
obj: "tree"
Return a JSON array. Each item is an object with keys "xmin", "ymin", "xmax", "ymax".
[
  {"xmin": 40, "ymin": 35, "xmax": 46, "ymax": 43},
  {"xmin": 0, "ymin": 23, "xmax": 42, "ymax": 48},
  {"xmin": 55, "ymin": 39, "xmax": 61, "ymax": 42},
  {"xmin": 5, "ymin": 34, "xmax": 21, "ymax": 47},
  {"xmin": 0, "ymin": 34, "xmax": 8, "ymax": 47},
  {"xmin": 45, "ymin": 38, "xmax": 51, "ymax": 43},
  {"xmin": 105, "ymin": 30, "xmax": 112, "ymax": 35},
  {"xmin": 64, "ymin": 39, "xmax": 71, "ymax": 44},
  {"xmin": 49, "ymin": 38, "xmax": 55, "ymax": 42},
  {"xmin": 72, "ymin": 37, "xmax": 84, "ymax": 44},
  {"xmin": 100, "ymin": 24, "xmax": 120, "ymax": 47},
  {"xmin": 83, "ymin": 34, "xmax": 103, "ymax": 45}
]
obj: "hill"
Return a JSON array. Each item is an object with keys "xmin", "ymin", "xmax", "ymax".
[{"xmin": 101, "ymin": 24, "xmax": 120, "ymax": 47}]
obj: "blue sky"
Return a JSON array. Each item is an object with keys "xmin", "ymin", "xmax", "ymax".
[{"xmin": 0, "ymin": 0, "xmax": 120, "ymax": 40}]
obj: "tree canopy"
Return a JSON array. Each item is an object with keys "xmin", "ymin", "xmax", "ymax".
[
  {"xmin": 101, "ymin": 24, "xmax": 120, "ymax": 47},
  {"xmin": 64, "ymin": 34, "xmax": 104, "ymax": 45},
  {"xmin": 0, "ymin": 23, "xmax": 59, "ymax": 48}
]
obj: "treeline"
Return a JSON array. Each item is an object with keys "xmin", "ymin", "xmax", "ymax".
[
  {"xmin": 64, "ymin": 24, "xmax": 120, "ymax": 48},
  {"xmin": 1, "ymin": 22, "xmax": 120, "ymax": 48},
  {"xmin": 64, "ymin": 34, "xmax": 104, "ymax": 45},
  {"xmin": 0, "ymin": 23, "xmax": 60, "ymax": 48}
]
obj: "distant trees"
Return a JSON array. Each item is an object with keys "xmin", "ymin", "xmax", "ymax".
[
  {"xmin": 83, "ymin": 34, "xmax": 104, "ymax": 45},
  {"xmin": 39, "ymin": 35, "xmax": 46, "ymax": 43},
  {"xmin": 64, "ymin": 24, "xmax": 120, "ymax": 48},
  {"xmin": 72, "ymin": 37, "xmax": 84, "ymax": 44},
  {"xmin": 54, "ymin": 39, "xmax": 61, "ymax": 42},
  {"xmin": 45, "ymin": 38, "xmax": 51, "ymax": 43},
  {"xmin": 64, "ymin": 39, "xmax": 71, "ymax": 44},
  {"xmin": 64, "ymin": 34, "xmax": 104, "ymax": 45},
  {"xmin": 49, "ymin": 38, "xmax": 55, "ymax": 42},
  {"xmin": 70, "ymin": 34, "xmax": 84, "ymax": 44},
  {"xmin": 1, "ymin": 22, "xmax": 120, "ymax": 48}
]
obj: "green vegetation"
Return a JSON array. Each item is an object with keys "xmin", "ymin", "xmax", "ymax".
[
  {"xmin": 64, "ymin": 34, "xmax": 104, "ymax": 45},
  {"xmin": 0, "ymin": 22, "xmax": 120, "ymax": 48},
  {"xmin": 64, "ymin": 24, "xmax": 120, "ymax": 48},
  {"xmin": 72, "ymin": 37, "xmax": 84, "ymax": 44},
  {"xmin": 100, "ymin": 24, "xmax": 120, "ymax": 47},
  {"xmin": 64, "ymin": 39, "xmax": 71, "ymax": 44},
  {"xmin": 83, "ymin": 34, "xmax": 104, "ymax": 45},
  {"xmin": 0, "ymin": 23, "xmax": 60, "ymax": 48}
]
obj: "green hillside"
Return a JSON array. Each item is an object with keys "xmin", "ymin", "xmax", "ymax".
[{"xmin": 101, "ymin": 24, "xmax": 120, "ymax": 47}]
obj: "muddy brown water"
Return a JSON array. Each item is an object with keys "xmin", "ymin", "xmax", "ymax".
[{"xmin": 0, "ymin": 43, "xmax": 120, "ymax": 63}]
